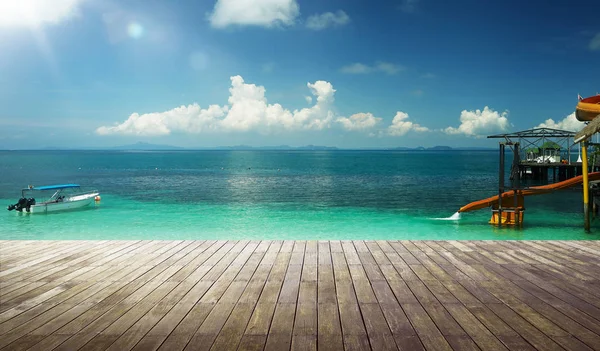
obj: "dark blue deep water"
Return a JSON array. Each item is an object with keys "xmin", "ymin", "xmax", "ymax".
[{"xmin": 0, "ymin": 150, "xmax": 595, "ymax": 240}]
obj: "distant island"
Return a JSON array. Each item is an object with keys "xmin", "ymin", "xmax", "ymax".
[
  {"xmin": 25, "ymin": 142, "xmax": 498, "ymax": 151},
  {"xmin": 110, "ymin": 142, "xmax": 184, "ymax": 150}
]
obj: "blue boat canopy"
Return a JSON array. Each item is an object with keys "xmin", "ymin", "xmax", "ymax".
[{"xmin": 25, "ymin": 184, "xmax": 80, "ymax": 191}]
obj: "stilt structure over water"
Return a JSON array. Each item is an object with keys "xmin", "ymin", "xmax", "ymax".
[
  {"xmin": 486, "ymin": 128, "xmax": 578, "ymax": 226},
  {"xmin": 458, "ymin": 96, "xmax": 600, "ymax": 231},
  {"xmin": 488, "ymin": 128, "xmax": 583, "ymax": 183},
  {"xmin": 458, "ymin": 127, "xmax": 592, "ymax": 227}
]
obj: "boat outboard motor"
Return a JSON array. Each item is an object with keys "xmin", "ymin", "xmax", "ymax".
[
  {"xmin": 25, "ymin": 198, "xmax": 36, "ymax": 212},
  {"xmin": 7, "ymin": 197, "xmax": 35, "ymax": 212},
  {"xmin": 7, "ymin": 198, "xmax": 27, "ymax": 211}
]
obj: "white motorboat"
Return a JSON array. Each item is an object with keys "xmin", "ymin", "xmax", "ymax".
[{"xmin": 7, "ymin": 184, "xmax": 100, "ymax": 213}]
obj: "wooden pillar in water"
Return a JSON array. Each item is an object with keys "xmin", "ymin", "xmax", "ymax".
[
  {"xmin": 498, "ymin": 143, "xmax": 505, "ymax": 227},
  {"xmin": 582, "ymin": 142, "xmax": 590, "ymax": 232},
  {"xmin": 513, "ymin": 143, "xmax": 521, "ymax": 224}
]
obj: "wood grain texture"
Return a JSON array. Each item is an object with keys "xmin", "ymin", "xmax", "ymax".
[{"xmin": 1, "ymin": 240, "xmax": 600, "ymax": 350}]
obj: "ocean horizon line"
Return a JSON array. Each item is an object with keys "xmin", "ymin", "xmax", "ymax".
[{"xmin": 0, "ymin": 144, "xmax": 498, "ymax": 152}]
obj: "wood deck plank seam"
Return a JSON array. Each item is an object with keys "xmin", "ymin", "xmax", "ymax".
[
  {"xmin": 49, "ymin": 241, "xmax": 233, "ymax": 351},
  {"xmin": 147, "ymin": 241, "xmax": 259, "ymax": 351},
  {"xmin": 23, "ymin": 241, "xmax": 217, "ymax": 351},
  {"xmin": 403, "ymin": 241, "xmax": 497, "ymax": 351},
  {"xmin": 419, "ymin": 241, "xmax": 547, "ymax": 351},
  {"xmin": 0, "ymin": 241, "xmax": 160, "ymax": 320},
  {"xmin": 466, "ymin": 242, "xmax": 598, "ymax": 351},
  {"xmin": 182, "ymin": 241, "xmax": 263, "ymax": 351},
  {"xmin": 1, "ymin": 241, "xmax": 600, "ymax": 351},
  {"xmin": 95, "ymin": 243, "xmax": 254, "ymax": 351},
  {"xmin": 0, "ymin": 241, "xmax": 145, "ymax": 300},
  {"xmin": 142, "ymin": 240, "xmax": 245, "ymax": 350},
  {"xmin": 208, "ymin": 241, "xmax": 279, "ymax": 351}
]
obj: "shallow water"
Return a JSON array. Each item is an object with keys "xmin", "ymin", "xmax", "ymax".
[{"xmin": 0, "ymin": 150, "xmax": 596, "ymax": 240}]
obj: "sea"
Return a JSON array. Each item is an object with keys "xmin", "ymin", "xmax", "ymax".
[{"xmin": 0, "ymin": 150, "xmax": 596, "ymax": 240}]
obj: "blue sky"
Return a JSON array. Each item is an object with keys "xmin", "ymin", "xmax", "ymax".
[{"xmin": 0, "ymin": 0, "xmax": 598, "ymax": 149}]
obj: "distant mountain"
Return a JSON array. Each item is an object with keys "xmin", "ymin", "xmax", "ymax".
[
  {"xmin": 21, "ymin": 143, "xmax": 496, "ymax": 151},
  {"xmin": 452, "ymin": 147, "xmax": 496, "ymax": 151},
  {"xmin": 428, "ymin": 145, "xmax": 453, "ymax": 151},
  {"xmin": 111, "ymin": 142, "xmax": 184, "ymax": 150},
  {"xmin": 389, "ymin": 145, "xmax": 495, "ymax": 151},
  {"xmin": 296, "ymin": 145, "xmax": 338, "ymax": 150},
  {"xmin": 212, "ymin": 144, "xmax": 338, "ymax": 150}
]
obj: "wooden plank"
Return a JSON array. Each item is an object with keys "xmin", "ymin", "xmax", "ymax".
[
  {"xmin": 27, "ymin": 242, "xmax": 223, "ymax": 351},
  {"xmin": 1, "ymin": 241, "xmax": 128, "ymax": 290},
  {"xmin": 157, "ymin": 242, "xmax": 258, "ymax": 351},
  {"xmin": 243, "ymin": 252, "xmax": 290, "ymax": 339},
  {"xmin": 291, "ymin": 242, "xmax": 317, "ymax": 351},
  {"xmin": 0, "ymin": 241, "xmax": 96, "ymax": 278},
  {"xmin": 317, "ymin": 303, "xmax": 343, "ymax": 351},
  {"xmin": 0, "ymin": 241, "xmax": 137, "ymax": 306},
  {"xmin": 359, "ymin": 303, "xmax": 398, "ymax": 350},
  {"xmin": 317, "ymin": 241, "xmax": 343, "ymax": 351},
  {"xmin": 401, "ymin": 303, "xmax": 453, "ymax": 351},
  {"xmin": 0, "ymin": 242, "xmax": 198, "ymax": 350},
  {"xmin": 486, "ymin": 303, "xmax": 566, "ymax": 351},
  {"xmin": 444, "ymin": 303, "xmax": 508, "ymax": 350},
  {"xmin": 208, "ymin": 246, "xmax": 273, "ymax": 351},
  {"xmin": 264, "ymin": 303, "xmax": 296, "ymax": 351},
  {"xmin": 475, "ymin": 266, "xmax": 600, "ymax": 350},
  {"xmin": 2, "ymin": 240, "xmax": 600, "ymax": 351},
  {"xmin": 104, "ymin": 251, "xmax": 227, "ymax": 351},
  {"xmin": 237, "ymin": 335, "xmax": 267, "ymax": 351},
  {"xmin": 263, "ymin": 242, "xmax": 304, "ymax": 351}
]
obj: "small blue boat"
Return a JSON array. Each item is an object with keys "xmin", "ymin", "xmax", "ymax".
[{"xmin": 7, "ymin": 184, "xmax": 100, "ymax": 213}]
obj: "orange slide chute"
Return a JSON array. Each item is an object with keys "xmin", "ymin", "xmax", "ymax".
[{"xmin": 459, "ymin": 172, "xmax": 600, "ymax": 213}]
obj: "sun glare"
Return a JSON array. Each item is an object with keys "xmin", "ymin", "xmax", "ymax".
[{"xmin": 127, "ymin": 22, "xmax": 144, "ymax": 39}]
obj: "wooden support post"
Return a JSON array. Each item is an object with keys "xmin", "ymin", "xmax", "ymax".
[
  {"xmin": 582, "ymin": 142, "xmax": 590, "ymax": 232},
  {"xmin": 593, "ymin": 192, "xmax": 598, "ymax": 219},
  {"xmin": 513, "ymin": 143, "xmax": 520, "ymax": 225},
  {"xmin": 498, "ymin": 143, "xmax": 505, "ymax": 227}
]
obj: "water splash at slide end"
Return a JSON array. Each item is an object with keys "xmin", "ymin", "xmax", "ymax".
[{"xmin": 432, "ymin": 212, "xmax": 461, "ymax": 221}]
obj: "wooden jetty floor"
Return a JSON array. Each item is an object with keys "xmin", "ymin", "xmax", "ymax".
[{"xmin": 1, "ymin": 241, "xmax": 600, "ymax": 351}]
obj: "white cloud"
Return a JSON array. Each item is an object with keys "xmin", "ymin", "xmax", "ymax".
[
  {"xmin": 337, "ymin": 113, "xmax": 381, "ymax": 131},
  {"xmin": 387, "ymin": 112, "xmax": 429, "ymax": 136},
  {"xmin": 97, "ymin": 75, "xmax": 336, "ymax": 136},
  {"xmin": 209, "ymin": 0, "xmax": 299, "ymax": 28},
  {"xmin": 589, "ymin": 33, "xmax": 600, "ymax": 51},
  {"xmin": 305, "ymin": 96, "xmax": 313, "ymax": 104},
  {"xmin": 306, "ymin": 10, "xmax": 350, "ymax": 30},
  {"xmin": 375, "ymin": 62, "xmax": 402, "ymax": 75},
  {"xmin": 340, "ymin": 61, "xmax": 404, "ymax": 75},
  {"xmin": 444, "ymin": 106, "xmax": 509, "ymax": 137},
  {"xmin": 0, "ymin": 0, "xmax": 84, "ymax": 27},
  {"xmin": 340, "ymin": 63, "xmax": 371, "ymax": 74},
  {"xmin": 535, "ymin": 112, "xmax": 585, "ymax": 132},
  {"xmin": 96, "ymin": 104, "xmax": 227, "ymax": 136}
]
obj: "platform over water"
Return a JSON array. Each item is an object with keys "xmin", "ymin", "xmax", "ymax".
[{"xmin": 1, "ymin": 240, "xmax": 600, "ymax": 351}]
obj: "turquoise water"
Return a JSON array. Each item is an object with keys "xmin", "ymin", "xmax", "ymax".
[{"xmin": 0, "ymin": 150, "xmax": 596, "ymax": 240}]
